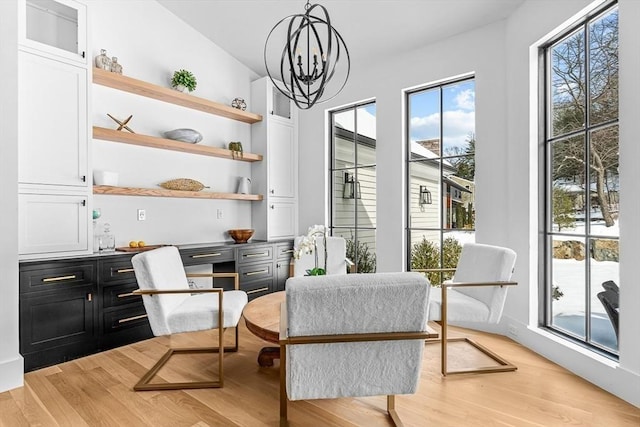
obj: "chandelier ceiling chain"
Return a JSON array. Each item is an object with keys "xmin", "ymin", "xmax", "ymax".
[{"xmin": 264, "ymin": 1, "xmax": 350, "ymax": 110}]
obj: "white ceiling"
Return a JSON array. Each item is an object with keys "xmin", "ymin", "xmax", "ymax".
[{"xmin": 157, "ymin": 0, "xmax": 525, "ymax": 76}]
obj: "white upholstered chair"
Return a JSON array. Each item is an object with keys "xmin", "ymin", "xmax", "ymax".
[
  {"xmin": 131, "ymin": 246, "xmax": 248, "ymax": 390},
  {"xmin": 279, "ymin": 272, "xmax": 431, "ymax": 426},
  {"xmin": 289, "ymin": 235, "xmax": 355, "ymax": 277},
  {"xmin": 424, "ymin": 243, "xmax": 517, "ymax": 375}
]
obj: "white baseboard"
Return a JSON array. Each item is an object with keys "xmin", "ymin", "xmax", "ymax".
[{"xmin": 0, "ymin": 355, "xmax": 24, "ymax": 393}]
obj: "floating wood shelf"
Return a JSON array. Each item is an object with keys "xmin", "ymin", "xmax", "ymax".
[
  {"xmin": 93, "ymin": 68, "xmax": 262, "ymax": 124},
  {"xmin": 94, "ymin": 186, "xmax": 263, "ymax": 201},
  {"xmin": 93, "ymin": 127, "xmax": 263, "ymax": 162}
]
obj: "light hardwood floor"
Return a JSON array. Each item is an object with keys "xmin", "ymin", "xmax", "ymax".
[{"xmin": 1, "ymin": 322, "xmax": 638, "ymax": 426}]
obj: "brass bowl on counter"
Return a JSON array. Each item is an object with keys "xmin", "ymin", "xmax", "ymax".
[{"xmin": 228, "ymin": 229, "xmax": 254, "ymax": 244}]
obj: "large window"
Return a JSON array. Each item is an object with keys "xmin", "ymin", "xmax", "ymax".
[
  {"xmin": 406, "ymin": 77, "xmax": 475, "ymax": 282},
  {"xmin": 543, "ymin": 3, "xmax": 619, "ymax": 355},
  {"xmin": 329, "ymin": 102, "xmax": 377, "ymax": 273}
]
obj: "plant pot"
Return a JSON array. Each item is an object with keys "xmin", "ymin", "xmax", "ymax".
[{"xmin": 173, "ymin": 84, "xmax": 188, "ymax": 93}]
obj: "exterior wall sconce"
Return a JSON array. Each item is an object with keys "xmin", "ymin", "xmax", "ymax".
[
  {"xmin": 419, "ymin": 185, "xmax": 432, "ymax": 205},
  {"xmin": 343, "ymin": 172, "xmax": 361, "ymax": 199}
]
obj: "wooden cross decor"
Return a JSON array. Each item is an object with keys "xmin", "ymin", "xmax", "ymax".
[{"xmin": 107, "ymin": 113, "xmax": 135, "ymax": 133}]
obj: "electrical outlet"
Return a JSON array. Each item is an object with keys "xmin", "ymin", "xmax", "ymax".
[
  {"xmin": 137, "ymin": 209, "xmax": 146, "ymax": 221},
  {"xmin": 216, "ymin": 209, "xmax": 223, "ymax": 219}
]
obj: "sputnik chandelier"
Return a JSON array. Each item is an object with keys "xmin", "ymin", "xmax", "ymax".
[{"xmin": 264, "ymin": 1, "xmax": 350, "ymax": 110}]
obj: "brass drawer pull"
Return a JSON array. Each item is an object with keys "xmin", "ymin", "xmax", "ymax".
[
  {"xmin": 118, "ymin": 314, "xmax": 148, "ymax": 324},
  {"xmin": 43, "ymin": 274, "xmax": 76, "ymax": 283},
  {"xmin": 117, "ymin": 292, "xmax": 138, "ymax": 298},
  {"xmin": 245, "ymin": 269, "xmax": 269, "ymax": 276},
  {"xmin": 244, "ymin": 252, "xmax": 269, "ymax": 258},
  {"xmin": 116, "ymin": 268, "xmax": 134, "ymax": 273},
  {"xmin": 246, "ymin": 287, "xmax": 269, "ymax": 295},
  {"xmin": 191, "ymin": 253, "xmax": 221, "ymax": 259}
]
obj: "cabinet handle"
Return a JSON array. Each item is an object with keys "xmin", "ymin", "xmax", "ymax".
[
  {"xmin": 246, "ymin": 287, "xmax": 269, "ymax": 295},
  {"xmin": 243, "ymin": 252, "xmax": 269, "ymax": 258},
  {"xmin": 82, "ymin": 51, "xmax": 85, "ymax": 58},
  {"xmin": 245, "ymin": 269, "xmax": 269, "ymax": 276},
  {"xmin": 87, "ymin": 293, "xmax": 92, "ymax": 302},
  {"xmin": 81, "ymin": 200, "xmax": 86, "ymax": 207},
  {"xmin": 118, "ymin": 314, "xmax": 148, "ymax": 324},
  {"xmin": 191, "ymin": 253, "xmax": 221, "ymax": 259},
  {"xmin": 43, "ymin": 274, "xmax": 76, "ymax": 283},
  {"xmin": 117, "ymin": 292, "xmax": 137, "ymax": 298},
  {"xmin": 270, "ymin": 205, "xmax": 275, "ymax": 209},
  {"xmin": 116, "ymin": 268, "xmax": 134, "ymax": 274},
  {"xmin": 81, "ymin": 175, "xmax": 86, "ymax": 182},
  {"xmin": 270, "ymin": 189, "xmax": 275, "ymax": 194},
  {"xmin": 281, "ymin": 249, "xmax": 294, "ymax": 255}
]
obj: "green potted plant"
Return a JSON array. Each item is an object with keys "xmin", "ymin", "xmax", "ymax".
[{"xmin": 171, "ymin": 69, "xmax": 197, "ymax": 92}]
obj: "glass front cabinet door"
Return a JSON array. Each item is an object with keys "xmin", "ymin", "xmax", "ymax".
[{"xmin": 19, "ymin": 0, "xmax": 87, "ymax": 64}]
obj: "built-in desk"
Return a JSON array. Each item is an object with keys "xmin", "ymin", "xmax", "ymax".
[{"xmin": 19, "ymin": 239, "xmax": 293, "ymax": 372}]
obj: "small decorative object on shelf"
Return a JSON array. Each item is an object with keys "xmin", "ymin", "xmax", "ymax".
[
  {"xmin": 228, "ymin": 141, "xmax": 243, "ymax": 158},
  {"xmin": 107, "ymin": 113, "xmax": 135, "ymax": 133},
  {"xmin": 236, "ymin": 177, "xmax": 251, "ymax": 194},
  {"xmin": 99, "ymin": 223, "xmax": 116, "ymax": 252},
  {"xmin": 95, "ymin": 49, "xmax": 111, "ymax": 70},
  {"xmin": 231, "ymin": 98, "xmax": 247, "ymax": 110},
  {"xmin": 159, "ymin": 178, "xmax": 208, "ymax": 191},
  {"xmin": 110, "ymin": 57, "xmax": 123, "ymax": 74},
  {"xmin": 171, "ymin": 69, "xmax": 197, "ymax": 92},
  {"xmin": 162, "ymin": 128, "xmax": 203, "ymax": 143}
]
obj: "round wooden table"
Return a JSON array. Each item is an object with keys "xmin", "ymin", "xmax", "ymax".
[{"xmin": 243, "ymin": 291, "xmax": 284, "ymax": 367}]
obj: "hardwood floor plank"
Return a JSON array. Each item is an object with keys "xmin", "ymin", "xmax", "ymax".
[
  {"xmin": 0, "ymin": 391, "xmax": 30, "ymax": 427},
  {"xmin": 2, "ymin": 323, "xmax": 638, "ymax": 427},
  {"xmin": 22, "ymin": 372, "xmax": 88, "ymax": 426}
]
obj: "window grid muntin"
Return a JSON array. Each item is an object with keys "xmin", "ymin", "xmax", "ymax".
[
  {"xmin": 406, "ymin": 75, "xmax": 475, "ymax": 273},
  {"xmin": 542, "ymin": 2, "xmax": 618, "ymax": 357},
  {"xmin": 329, "ymin": 101, "xmax": 377, "ymax": 272}
]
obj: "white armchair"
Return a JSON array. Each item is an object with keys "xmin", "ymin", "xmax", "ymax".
[
  {"xmin": 131, "ymin": 246, "xmax": 248, "ymax": 390},
  {"xmin": 424, "ymin": 243, "xmax": 517, "ymax": 376},
  {"xmin": 279, "ymin": 272, "xmax": 431, "ymax": 426}
]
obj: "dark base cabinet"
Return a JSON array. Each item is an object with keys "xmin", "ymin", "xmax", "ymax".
[
  {"xmin": 19, "ymin": 239, "xmax": 292, "ymax": 372},
  {"xmin": 19, "ymin": 261, "xmax": 99, "ymax": 372}
]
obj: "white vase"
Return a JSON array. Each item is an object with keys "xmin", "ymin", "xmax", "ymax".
[{"xmin": 174, "ymin": 84, "xmax": 188, "ymax": 93}]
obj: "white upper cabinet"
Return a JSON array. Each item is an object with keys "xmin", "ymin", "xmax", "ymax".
[
  {"xmin": 18, "ymin": 51, "xmax": 88, "ymax": 188},
  {"xmin": 19, "ymin": 0, "xmax": 87, "ymax": 65},
  {"xmin": 251, "ymin": 77, "xmax": 299, "ymax": 240},
  {"xmin": 268, "ymin": 122, "xmax": 296, "ymax": 199}
]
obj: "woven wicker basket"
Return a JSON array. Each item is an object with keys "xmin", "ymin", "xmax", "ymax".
[{"xmin": 159, "ymin": 178, "xmax": 207, "ymax": 191}]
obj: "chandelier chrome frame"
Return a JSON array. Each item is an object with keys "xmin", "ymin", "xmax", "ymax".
[{"xmin": 264, "ymin": 1, "xmax": 350, "ymax": 110}]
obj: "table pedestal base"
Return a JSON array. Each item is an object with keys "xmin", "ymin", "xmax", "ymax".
[{"xmin": 258, "ymin": 346, "xmax": 280, "ymax": 367}]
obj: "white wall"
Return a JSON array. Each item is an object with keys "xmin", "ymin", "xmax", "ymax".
[
  {"xmin": 91, "ymin": 0, "xmax": 259, "ymax": 247},
  {"xmin": 0, "ymin": 0, "xmax": 24, "ymax": 392},
  {"xmin": 298, "ymin": 0, "xmax": 639, "ymax": 407}
]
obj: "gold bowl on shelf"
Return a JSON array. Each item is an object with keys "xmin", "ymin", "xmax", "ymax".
[{"xmin": 228, "ymin": 229, "xmax": 254, "ymax": 244}]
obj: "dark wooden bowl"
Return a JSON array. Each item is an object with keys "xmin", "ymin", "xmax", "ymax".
[{"xmin": 228, "ymin": 229, "xmax": 254, "ymax": 244}]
